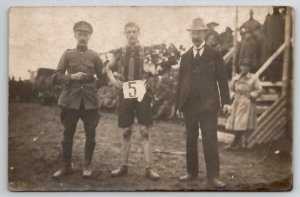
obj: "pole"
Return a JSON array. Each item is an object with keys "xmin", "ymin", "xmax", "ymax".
[
  {"xmin": 282, "ymin": 7, "xmax": 292, "ymax": 96},
  {"xmin": 232, "ymin": 7, "xmax": 239, "ymax": 78}
]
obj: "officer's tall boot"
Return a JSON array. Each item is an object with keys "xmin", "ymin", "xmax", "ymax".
[
  {"xmin": 82, "ymin": 139, "xmax": 95, "ymax": 178},
  {"xmin": 53, "ymin": 141, "xmax": 74, "ymax": 178}
]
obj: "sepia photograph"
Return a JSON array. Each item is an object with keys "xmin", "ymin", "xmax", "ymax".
[{"xmin": 8, "ymin": 6, "xmax": 293, "ymax": 191}]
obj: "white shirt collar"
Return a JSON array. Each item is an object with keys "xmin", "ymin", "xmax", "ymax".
[{"xmin": 193, "ymin": 41, "xmax": 205, "ymax": 57}]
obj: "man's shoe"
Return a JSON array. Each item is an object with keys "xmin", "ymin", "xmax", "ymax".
[
  {"xmin": 145, "ymin": 167, "xmax": 160, "ymax": 181},
  {"xmin": 82, "ymin": 165, "xmax": 92, "ymax": 178},
  {"xmin": 111, "ymin": 165, "xmax": 128, "ymax": 177},
  {"xmin": 52, "ymin": 167, "xmax": 73, "ymax": 178},
  {"xmin": 207, "ymin": 178, "xmax": 226, "ymax": 189},
  {"xmin": 179, "ymin": 174, "xmax": 198, "ymax": 182}
]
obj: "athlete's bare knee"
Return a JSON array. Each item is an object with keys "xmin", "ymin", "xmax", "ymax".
[
  {"xmin": 139, "ymin": 125, "xmax": 149, "ymax": 140},
  {"xmin": 122, "ymin": 127, "xmax": 132, "ymax": 140}
]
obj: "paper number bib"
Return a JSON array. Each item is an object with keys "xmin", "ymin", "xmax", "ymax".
[{"xmin": 123, "ymin": 80, "xmax": 146, "ymax": 102}]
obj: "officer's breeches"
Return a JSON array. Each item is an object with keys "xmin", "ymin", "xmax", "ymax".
[{"xmin": 60, "ymin": 107, "xmax": 100, "ymax": 165}]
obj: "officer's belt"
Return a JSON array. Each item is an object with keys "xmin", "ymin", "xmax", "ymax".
[{"xmin": 70, "ymin": 78, "xmax": 96, "ymax": 85}]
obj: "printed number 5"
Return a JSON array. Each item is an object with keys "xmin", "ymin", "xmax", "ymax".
[{"xmin": 128, "ymin": 81, "xmax": 137, "ymax": 97}]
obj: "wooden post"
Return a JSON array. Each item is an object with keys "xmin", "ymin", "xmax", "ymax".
[
  {"xmin": 232, "ymin": 7, "xmax": 239, "ymax": 78},
  {"xmin": 282, "ymin": 7, "xmax": 292, "ymax": 95},
  {"xmin": 254, "ymin": 42, "xmax": 286, "ymax": 78},
  {"xmin": 223, "ymin": 47, "xmax": 235, "ymax": 64}
]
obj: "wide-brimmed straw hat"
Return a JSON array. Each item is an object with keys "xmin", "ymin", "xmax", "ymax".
[{"xmin": 186, "ymin": 17, "xmax": 210, "ymax": 31}]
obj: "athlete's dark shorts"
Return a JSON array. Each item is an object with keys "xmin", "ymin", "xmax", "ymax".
[{"xmin": 118, "ymin": 91, "xmax": 153, "ymax": 128}]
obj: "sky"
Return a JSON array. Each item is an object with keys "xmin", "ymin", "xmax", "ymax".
[{"xmin": 9, "ymin": 6, "xmax": 272, "ymax": 79}]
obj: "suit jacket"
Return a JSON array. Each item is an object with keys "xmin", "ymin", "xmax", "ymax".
[{"xmin": 175, "ymin": 44, "xmax": 230, "ymax": 113}]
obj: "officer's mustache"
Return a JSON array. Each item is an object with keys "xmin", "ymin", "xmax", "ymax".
[{"xmin": 79, "ymin": 39, "xmax": 87, "ymax": 44}]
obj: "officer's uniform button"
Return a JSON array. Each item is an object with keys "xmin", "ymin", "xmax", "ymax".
[
  {"xmin": 81, "ymin": 65, "xmax": 84, "ymax": 67},
  {"xmin": 81, "ymin": 86, "xmax": 83, "ymax": 89}
]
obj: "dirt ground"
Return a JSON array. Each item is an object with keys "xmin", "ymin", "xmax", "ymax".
[{"xmin": 8, "ymin": 103, "xmax": 292, "ymax": 191}]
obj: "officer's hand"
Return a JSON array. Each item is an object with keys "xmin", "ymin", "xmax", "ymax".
[
  {"xmin": 176, "ymin": 110, "xmax": 184, "ymax": 119},
  {"xmin": 71, "ymin": 72, "xmax": 88, "ymax": 81},
  {"xmin": 112, "ymin": 79, "xmax": 123, "ymax": 89}
]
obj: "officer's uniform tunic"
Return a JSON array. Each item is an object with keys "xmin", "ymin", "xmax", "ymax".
[{"xmin": 53, "ymin": 44, "xmax": 104, "ymax": 165}]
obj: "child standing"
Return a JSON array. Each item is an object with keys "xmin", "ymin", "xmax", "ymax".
[{"xmin": 225, "ymin": 59, "xmax": 263, "ymax": 150}]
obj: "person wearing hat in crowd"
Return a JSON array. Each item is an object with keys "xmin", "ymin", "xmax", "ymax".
[
  {"xmin": 207, "ymin": 21, "xmax": 222, "ymax": 46},
  {"xmin": 261, "ymin": 6, "xmax": 285, "ymax": 82},
  {"xmin": 219, "ymin": 26, "xmax": 234, "ymax": 55},
  {"xmin": 235, "ymin": 27, "xmax": 259, "ymax": 73},
  {"xmin": 205, "ymin": 33, "xmax": 221, "ymax": 50},
  {"xmin": 239, "ymin": 9, "xmax": 263, "ymax": 72},
  {"xmin": 106, "ymin": 22, "xmax": 160, "ymax": 181},
  {"xmin": 175, "ymin": 17, "xmax": 230, "ymax": 188},
  {"xmin": 240, "ymin": 9, "xmax": 262, "ymax": 35},
  {"xmin": 52, "ymin": 21, "xmax": 106, "ymax": 178},
  {"xmin": 207, "ymin": 22, "xmax": 220, "ymax": 37},
  {"xmin": 225, "ymin": 59, "xmax": 263, "ymax": 150}
]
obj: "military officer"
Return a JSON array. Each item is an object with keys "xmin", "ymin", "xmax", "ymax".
[{"xmin": 52, "ymin": 21, "xmax": 105, "ymax": 178}]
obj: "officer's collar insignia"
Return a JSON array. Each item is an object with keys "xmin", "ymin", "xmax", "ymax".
[{"xmin": 76, "ymin": 45, "xmax": 88, "ymax": 52}]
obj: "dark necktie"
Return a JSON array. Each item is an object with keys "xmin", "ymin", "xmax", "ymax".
[
  {"xmin": 128, "ymin": 48, "xmax": 135, "ymax": 81},
  {"xmin": 193, "ymin": 47, "xmax": 203, "ymax": 72},
  {"xmin": 195, "ymin": 48, "xmax": 203, "ymax": 60}
]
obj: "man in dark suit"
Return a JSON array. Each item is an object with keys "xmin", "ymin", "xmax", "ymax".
[{"xmin": 175, "ymin": 18, "xmax": 231, "ymax": 188}]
